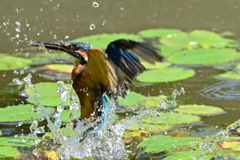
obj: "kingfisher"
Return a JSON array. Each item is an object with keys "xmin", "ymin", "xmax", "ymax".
[{"xmin": 33, "ymin": 39, "xmax": 163, "ymax": 141}]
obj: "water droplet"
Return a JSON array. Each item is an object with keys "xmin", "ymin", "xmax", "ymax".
[
  {"xmin": 65, "ymin": 35, "xmax": 69, "ymax": 39},
  {"xmin": 15, "ymin": 33, "xmax": 20, "ymax": 38},
  {"xmin": 18, "ymin": 122, "xmax": 23, "ymax": 127},
  {"xmin": 12, "ymin": 78, "xmax": 23, "ymax": 85},
  {"xmin": 40, "ymin": 8, "xmax": 43, "ymax": 12},
  {"xmin": 92, "ymin": 2, "xmax": 99, "ymax": 8},
  {"xmin": 89, "ymin": 23, "xmax": 96, "ymax": 30},
  {"xmin": 26, "ymin": 23, "xmax": 30, "ymax": 27},
  {"xmin": 15, "ymin": 27, "xmax": 20, "ymax": 32},
  {"xmin": 13, "ymin": 70, "xmax": 19, "ymax": 75},
  {"xmin": 15, "ymin": 21, "xmax": 21, "ymax": 26},
  {"xmin": 57, "ymin": 4, "xmax": 60, "ymax": 7},
  {"xmin": 102, "ymin": 20, "xmax": 107, "ymax": 25},
  {"xmin": 120, "ymin": 7, "xmax": 124, "ymax": 11},
  {"xmin": 20, "ymin": 70, "xmax": 24, "ymax": 75},
  {"xmin": 54, "ymin": 34, "xmax": 57, "ymax": 39}
]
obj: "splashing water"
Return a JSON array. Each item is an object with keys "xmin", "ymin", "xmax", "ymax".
[{"xmin": 23, "ymin": 74, "xmax": 142, "ymax": 159}]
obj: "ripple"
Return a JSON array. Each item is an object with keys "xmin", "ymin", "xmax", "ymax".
[{"xmin": 200, "ymin": 80, "xmax": 240, "ymax": 100}]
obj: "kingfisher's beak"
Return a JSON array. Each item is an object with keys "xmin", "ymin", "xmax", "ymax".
[{"xmin": 32, "ymin": 41, "xmax": 88, "ymax": 64}]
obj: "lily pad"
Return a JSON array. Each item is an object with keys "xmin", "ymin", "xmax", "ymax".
[
  {"xmin": 60, "ymin": 110, "xmax": 81, "ymax": 123},
  {"xmin": 137, "ymin": 67, "xmax": 195, "ymax": 83},
  {"xmin": 0, "ymin": 104, "xmax": 54, "ymax": 122},
  {"xmin": 74, "ymin": 33, "xmax": 140, "ymax": 49},
  {"xmin": 217, "ymin": 139, "xmax": 240, "ymax": 151},
  {"xmin": 174, "ymin": 104, "xmax": 224, "ymax": 115},
  {"xmin": 0, "ymin": 55, "xmax": 32, "ymax": 70},
  {"xmin": 139, "ymin": 28, "xmax": 182, "ymax": 37},
  {"xmin": 218, "ymin": 70, "xmax": 240, "ymax": 79},
  {"xmin": 168, "ymin": 48, "xmax": 240, "ymax": 65},
  {"xmin": 141, "ymin": 62, "xmax": 172, "ymax": 70},
  {"xmin": 126, "ymin": 122, "xmax": 172, "ymax": 134},
  {"xmin": 118, "ymin": 92, "xmax": 144, "ymax": 106},
  {"xmin": 154, "ymin": 45, "xmax": 182, "ymax": 57},
  {"xmin": 0, "ymin": 146, "xmax": 19, "ymax": 158},
  {"xmin": 141, "ymin": 112, "xmax": 201, "ymax": 125},
  {"xmin": 45, "ymin": 64, "xmax": 73, "ymax": 73},
  {"xmin": 160, "ymin": 30, "xmax": 238, "ymax": 49},
  {"xmin": 25, "ymin": 82, "xmax": 73, "ymax": 106},
  {"xmin": 140, "ymin": 96, "xmax": 167, "ymax": 108},
  {"xmin": 164, "ymin": 151, "xmax": 212, "ymax": 160},
  {"xmin": 0, "ymin": 136, "xmax": 39, "ymax": 147},
  {"xmin": 139, "ymin": 135, "xmax": 200, "ymax": 153}
]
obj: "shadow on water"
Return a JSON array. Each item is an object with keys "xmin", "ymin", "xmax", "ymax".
[{"xmin": 1, "ymin": 0, "xmax": 240, "ymax": 159}]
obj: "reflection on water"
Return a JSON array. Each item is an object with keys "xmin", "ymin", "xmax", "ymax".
[{"xmin": 200, "ymin": 79, "xmax": 240, "ymax": 100}]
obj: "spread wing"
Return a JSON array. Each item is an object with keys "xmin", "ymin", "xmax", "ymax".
[{"xmin": 105, "ymin": 39, "xmax": 163, "ymax": 98}]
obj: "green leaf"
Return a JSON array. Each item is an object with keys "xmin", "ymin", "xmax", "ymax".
[
  {"xmin": 218, "ymin": 70, "xmax": 240, "ymax": 79},
  {"xmin": 141, "ymin": 62, "xmax": 172, "ymax": 70},
  {"xmin": 139, "ymin": 28, "xmax": 182, "ymax": 37},
  {"xmin": 137, "ymin": 68, "xmax": 195, "ymax": 83},
  {"xmin": 140, "ymin": 96, "xmax": 167, "ymax": 108},
  {"xmin": 118, "ymin": 92, "xmax": 144, "ymax": 106},
  {"xmin": 0, "ymin": 136, "xmax": 39, "ymax": 147},
  {"xmin": 25, "ymin": 82, "xmax": 74, "ymax": 106},
  {"xmin": 45, "ymin": 64, "xmax": 73, "ymax": 73},
  {"xmin": 168, "ymin": 48, "xmax": 240, "ymax": 65},
  {"xmin": 127, "ymin": 122, "xmax": 172, "ymax": 133},
  {"xmin": 60, "ymin": 110, "xmax": 81, "ymax": 123},
  {"xmin": 0, "ymin": 55, "xmax": 32, "ymax": 70},
  {"xmin": 0, "ymin": 146, "xmax": 19, "ymax": 158},
  {"xmin": 0, "ymin": 104, "xmax": 54, "ymax": 122},
  {"xmin": 160, "ymin": 30, "xmax": 238, "ymax": 49},
  {"xmin": 141, "ymin": 112, "xmax": 201, "ymax": 125},
  {"xmin": 154, "ymin": 45, "xmax": 182, "ymax": 57},
  {"xmin": 139, "ymin": 135, "xmax": 200, "ymax": 153},
  {"xmin": 175, "ymin": 104, "xmax": 224, "ymax": 115},
  {"xmin": 74, "ymin": 33, "xmax": 140, "ymax": 49},
  {"xmin": 164, "ymin": 151, "xmax": 212, "ymax": 160}
]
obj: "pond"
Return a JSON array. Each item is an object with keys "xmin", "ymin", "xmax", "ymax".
[{"xmin": 0, "ymin": 1, "xmax": 240, "ymax": 159}]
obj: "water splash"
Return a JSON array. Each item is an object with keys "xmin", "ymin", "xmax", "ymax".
[{"xmin": 23, "ymin": 74, "xmax": 138, "ymax": 159}]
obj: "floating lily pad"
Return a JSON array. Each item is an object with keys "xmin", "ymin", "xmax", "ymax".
[
  {"xmin": 123, "ymin": 130, "xmax": 150, "ymax": 138},
  {"xmin": 0, "ymin": 146, "xmax": 19, "ymax": 158},
  {"xmin": 174, "ymin": 104, "xmax": 224, "ymax": 115},
  {"xmin": 154, "ymin": 45, "xmax": 182, "ymax": 57},
  {"xmin": 141, "ymin": 62, "xmax": 172, "ymax": 70},
  {"xmin": 0, "ymin": 55, "xmax": 32, "ymax": 70},
  {"xmin": 140, "ymin": 135, "xmax": 200, "ymax": 153},
  {"xmin": 126, "ymin": 122, "xmax": 172, "ymax": 134},
  {"xmin": 60, "ymin": 110, "xmax": 81, "ymax": 123},
  {"xmin": 139, "ymin": 28, "xmax": 182, "ymax": 37},
  {"xmin": 0, "ymin": 136, "xmax": 39, "ymax": 147},
  {"xmin": 74, "ymin": 33, "xmax": 140, "ymax": 49},
  {"xmin": 140, "ymin": 96, "xmax": 167, "ymax": 108},
  {"xmin": 164, "ymin": 151, "xmax": 212, "ymax": 160},
  {"xmin": 45, "ymin": 64, "xmax": 73, "ymax": 73},
  {"xmin": 218, "ymin": 70, "xmax": 240, "ymax": 79},
  {"xmin": 137, "ymin": 67, "xmax": 195, "ymax": 83},
  {"xmin": 160, "ymin": 30, "xmax": 238, "ymax": 49},
  {"xmin": 25, "ymin": 82, "xmax": 73, "ymax": 106},
  {"xmin": 0, "ymin": 104, "xmax": 54, "ymax": 122},
  {"xmin": 141, "ymin": 112, "xmax": 201, "ymax": 125},
  {"xmin": 118, "ymin": 92, "xmax": 144, "ymax": 106},
  {"xmin": 217, "ymin": 139, "xmax": 240, "ymax": 151},
  {"xmin": 168, "ymin": 48, "xmax": 240, "ymax": 65}
]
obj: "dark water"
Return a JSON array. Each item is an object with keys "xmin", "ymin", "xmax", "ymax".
[{"xmin": 0, "ymin": 0, "xmax": 240, "ymax": 158}]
